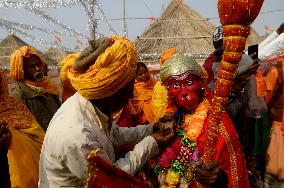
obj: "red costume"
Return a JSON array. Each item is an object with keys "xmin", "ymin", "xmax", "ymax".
[
  {"xmin": 196, "ymin": 94, "xmax": 250, "ymax": 188},
  {"xmin": 152, "ymin": 54, "xmax": 249, "ymax": 187},
  {"xmin": 152, "ymin": 93, "xmax": 250, "ymax": 188}
]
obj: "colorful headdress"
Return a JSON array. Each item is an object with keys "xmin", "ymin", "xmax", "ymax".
[
  {"xmin": 160, "ymin": 48, "xmax": 177, "ymax": 65},
  {"xmin": 59, "ymin": 36, "xmax": 138, "ymax": 100},
  {"xmin": 160, "ymin": 54, "xmax": 203, "ymax": 83},
  {"xmin": 10, "ymin": 46, "xmax": 44, "ymax": 81}
]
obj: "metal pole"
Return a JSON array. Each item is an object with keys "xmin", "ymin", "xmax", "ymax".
[
  {"xmin": 123, "ymin": 0, "xmax": 128, "ymax": 36},
  {"xmin": 80, "ymin": 0, "xmax": 96, "ymax": 41},
  {"xmin": 89, "ymin": 3, "xmax": 96, "ymax": 41}
]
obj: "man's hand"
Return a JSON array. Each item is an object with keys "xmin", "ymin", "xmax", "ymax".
[
  {"xmin": 195, "ymin": 160, "xmax": 220, "ymax": 185},
  {"xmin": 151, "ymin": 128, "xmax": 175, "ymax": 149},
  {"xmin": 153, "ymin": 115, "xmax": 175, "ymax": 132},
  {"xmin": 158, "ymin": 115, "xmax": 174, "ymax": 123},
  {"xmin": 0, "ymin": 120, "xmax": 12, "ymax": 152}
]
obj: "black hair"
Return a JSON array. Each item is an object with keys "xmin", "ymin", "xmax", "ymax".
[
  {"xmin": 137, "ymin": 61, "xmax": 148, "ymax": 70},
  {"xmin": 136, "ymin": 61, "xmax": 148, "ymax": 75},
  {"xmin": 213, "ymin": 39, "xmax": 223, "ymax": 50}
]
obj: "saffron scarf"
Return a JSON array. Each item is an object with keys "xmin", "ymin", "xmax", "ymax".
[{"xmin": 0, "ymin": 69, "xmax": 45, "ymax": 188}]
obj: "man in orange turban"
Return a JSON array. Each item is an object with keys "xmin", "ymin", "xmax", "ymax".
[
  {"xmin": 39, "ymin": 36, "xmax": 175, "ymax": 187},
  {"xmin": 9, "ymin": 46, "xmax": 61, "ymax": 131}
]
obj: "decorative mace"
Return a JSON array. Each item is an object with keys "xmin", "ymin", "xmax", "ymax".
[{"xmin": 203, "ymin": 0, "xmax": 264, "ymax": 162}]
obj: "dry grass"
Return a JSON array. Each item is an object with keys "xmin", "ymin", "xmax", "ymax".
[
  {"xmin": 135, "ymin": 0, "xmax": 215, "ymax": 64},
  {"xmin": 247, "ymin": 27, "xmax": 267, "ymax": 47},
  {"xmin": 0, "ymin": 35, "xmax": 72, "ymax": 69},
  {"xmin": 135, "ymin": 0, "xmax": 265, "ymax": 65},
  {"xmin": 44, "ymin": 47, "xmax": 72, "ymax": 65}
]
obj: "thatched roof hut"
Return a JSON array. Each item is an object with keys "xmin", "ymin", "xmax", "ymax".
[
  {"xmin": 0, "ymin": 34, "xmax": 28, "ymax": 69},
  {"xmin": 135, "ymin": 0, "xmax": 215, "ymax": 64},
  {"xmin": 247, "ymin": 27, "xmax": 266, "ymax": 47},
  {"xmin": 44, "ymin": 47, "xmax": 72, "ymax": 66},
  {"xmin": 0, "ymin": 34, "xmax": 56, "ymax": 70}
]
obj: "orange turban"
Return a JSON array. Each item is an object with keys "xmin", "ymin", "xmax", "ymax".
[
  {"xmin": 60, "ymin": 36, "xmax": 138, "ymax": 99},
  {"xmin": 10, "ymin": 46, "xmax": 44, "ymax": 81}
]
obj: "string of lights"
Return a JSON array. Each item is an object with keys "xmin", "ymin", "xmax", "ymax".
[
  {"xmin": 1, "ymin": 1, "xmax": 283, "ymax": 19},
  {"xmin": 0, "ymin": 0, "xmax": 80, "ymax": 9},
  {"xmin": 26, "ymin": 8, "xmax": 87, "ymax": 39},
  {"xmin": 0, "ymin": 1, "xmax": 282, "ymax": 53},
  {"xmin": 0, "ymin": 1, "xmax": 89, "ymax": 39},
  {"xmin": 80, "ymin": 0, "xmax": 97, "ymax": 33},
  {"xmin": 0, "ymin": 23, "xmax": 73, "ymax": 51},
  {"xmin": 0, "ymin": 17, "xmax": 83, "ymax": 38},
  {"xmin": 92, "ymin": 9, "xmax": 284, "ymax": 22},
  {"xmin": 94, "ymin": 2, "xmax": 118, "ymax": 35},
  {"xmin": 0, "ymin": 0, "xmax": 117, "ymax": 37},
  {"xmin": 139, "ymin": 52, "xmax": 209, "ymax": 59}
]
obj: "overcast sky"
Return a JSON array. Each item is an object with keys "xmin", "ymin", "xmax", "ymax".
[{"xmin": 0, "ymin": 0, "xmax": 283, "ymax": 51}]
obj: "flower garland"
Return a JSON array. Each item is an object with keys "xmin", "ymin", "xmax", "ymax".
[{"xmin": 154, "ymin": 100, "xmax": 209, "ymax": 187}]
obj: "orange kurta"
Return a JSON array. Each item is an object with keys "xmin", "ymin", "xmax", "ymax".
[{"xmin": 264, "ymin": 57, "xmax": 284, "ymax": 179}]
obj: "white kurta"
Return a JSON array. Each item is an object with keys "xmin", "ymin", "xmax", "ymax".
[
  {"xmin": 39, "ymin": 92, "xmax": 159, "ymax": 188},
  {"xmin": 259, "ymin": 31, "xmax": 279, "ymax": 50},
  {"xmin": 259, "ymin": 32, "xmax": 284, "ymax": 60}
]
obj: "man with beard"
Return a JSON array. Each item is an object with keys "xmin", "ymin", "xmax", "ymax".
[
  {"xmin": 39, "ymin": 36, "xmax": 175, "ymax": 187},
  {"xmin": 9, "ymin": 46, "xmax": 61, "ymax": 131}
]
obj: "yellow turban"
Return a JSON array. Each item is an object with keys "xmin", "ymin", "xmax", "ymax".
[
  {"xmin": 60, "ymin": 36, "xmax": 138, "ymax": 99},
  {"xmin": 10, "ymin": 46, "xmax": 44, "ymax": 81}
]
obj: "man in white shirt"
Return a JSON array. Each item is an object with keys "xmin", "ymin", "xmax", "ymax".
[
  {"xmin": 39, "ymin": 36, "xmax": 174, "ymax": 187},
  {"xmin": 259, "ymin": 23, "xmax": 284, "ymax": 60}
]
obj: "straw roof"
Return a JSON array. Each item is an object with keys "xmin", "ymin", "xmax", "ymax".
[
  {"xmin": 0, "ymin": 34, "xmax": 55, "ymax": 69},
  {"xmin": 246, "ymin": 27, "xmax": 266, "ymax": 47},
  {"xmin": 135, "ymin": 0, "xmax": 215, "ymax": 64},
  {"xmin": 44, "ymin": 47, "xmax": 72, "ymax": 66},
  {"xmin": 0, "ymin": 34, "xmax": 28, "ymax": 69}
]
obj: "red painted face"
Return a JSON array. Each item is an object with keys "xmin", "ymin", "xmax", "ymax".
[{"xmin": 165, "ymin": 72, "xmax": 204, "ymax": 112}]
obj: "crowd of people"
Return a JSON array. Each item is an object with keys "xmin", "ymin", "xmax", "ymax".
[{"xmin": 0, "ymin": 22, "xmax": 283, "ymax": 188}]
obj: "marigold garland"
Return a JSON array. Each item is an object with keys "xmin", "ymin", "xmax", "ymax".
[
  {"xmin": 165, "ymin": 170, "xmax": 180, "ymax": 186},
  {"xmin": 183, "ymin": 99, "xmax": 209, "ymax": 142},
  {"xmin": 154, "ymin": 100, "xmax": 209, "ymax": 187}
]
